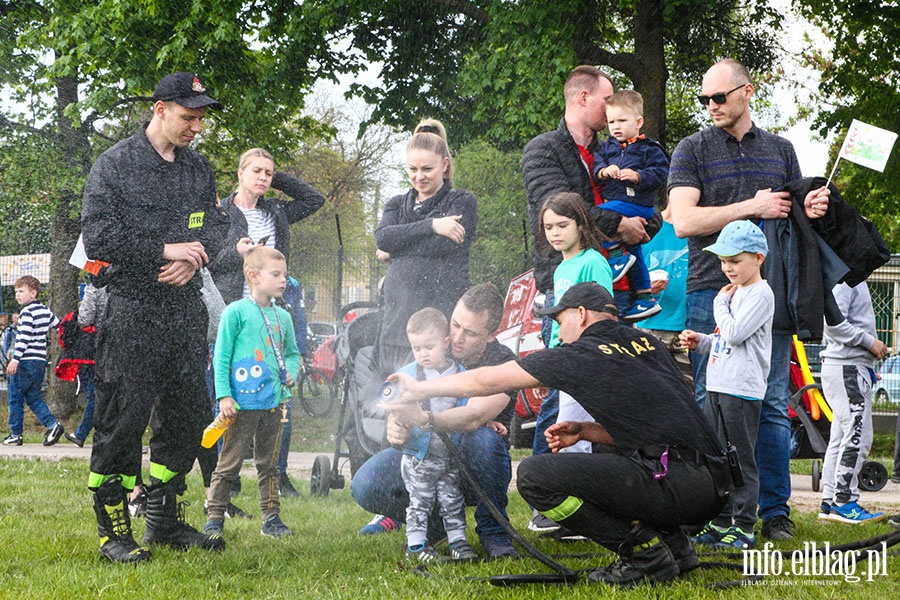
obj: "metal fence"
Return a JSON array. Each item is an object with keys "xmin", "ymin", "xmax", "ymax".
[
  {"xmin": 295, "ymin": 248, "xmax": 385, "ymax": 325},
  {"xmin": 868, "ymin": 256, "xmax": 900, "ymax": 413}
]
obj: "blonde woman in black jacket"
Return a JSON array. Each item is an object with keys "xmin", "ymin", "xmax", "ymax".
[{"xmin": 374, "ymin": 120, "xmax": 478, "ymax": 374}]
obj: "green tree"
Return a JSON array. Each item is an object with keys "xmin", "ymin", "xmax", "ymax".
[
  {"xmin": 307, "ymin": 0, "xmax": 783, "ymax": 148},
  {"xmin": 0, "ymin": 0, "xmax": 332, "ymax": 413},
  {"xmin": 795, "ymin": 0, "xmax": 900, "ymax": 249},
  {"xmin": 454, "ymin": 140, "xmax": 531, "ymax": 291}
]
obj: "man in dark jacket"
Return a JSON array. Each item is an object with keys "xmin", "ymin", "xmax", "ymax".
[
  {"xmin": 521, "ymin": 66, "xmax": 662, "ymax": 510},
  {"xmin": 81, "ymin": 72, "xmax": 229, "ymax": 563},
  {"xmin": 523, "ymin": 65, "xmax": 659, "ymax": 296}
]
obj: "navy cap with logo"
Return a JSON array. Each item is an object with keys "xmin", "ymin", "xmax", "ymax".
[
  {"xmin": 152, "ymin": 72, "xmax": 223, "ymax": 110},
  {"xmin": 538, "ymin": 281, "xmax": 618, "ymax": 318}
]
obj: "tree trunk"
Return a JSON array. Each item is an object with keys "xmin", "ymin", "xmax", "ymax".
[
  {"xmin": 631, "ymin": 0, "xmax": 668, "ymax": 146},
  {"xmin": 46, "ymin": 72, "xmax": 92, "ymax": 417}
]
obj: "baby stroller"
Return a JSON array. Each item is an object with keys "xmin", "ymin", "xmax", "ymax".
[
  {"xmin": 310, "ymin": 300, "xmax": 388, "ymax": 496},
  {"xmin": 788, "ymin": 337, "xmax": 889, "ymax": 492}
]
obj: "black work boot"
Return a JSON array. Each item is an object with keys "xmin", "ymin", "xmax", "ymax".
[
  {"xmin": 660, "ymin": 528, "xmax": 700, "ymax": 574},
  {"xmin": 588, "ymin": 537, "xmax": 680, "ymax": 587},
  {"xmin": 143, "ymin": 478, "xmax": 225, "ymax": 551},
  {"xmin": 93, "ymin": 477, "xmax": 151, "ymax": 563}
]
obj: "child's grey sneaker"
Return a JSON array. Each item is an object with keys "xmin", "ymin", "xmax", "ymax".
[
  {"xmin": 2, "ymin": 434, "xmax": 23, "ymax": 446},
  {"xmin": 261, "ymin": 515, "xmax": 293, "ymax": 537},
  {"xmin": 406, "ymin": 544, "xmax": 441, "ymax": 563},
  {"xmin": 449, "ymin": 540, "xmax": 477, "ymax": 561}
]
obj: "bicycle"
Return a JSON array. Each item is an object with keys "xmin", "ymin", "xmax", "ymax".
[{"xmin": 298, "ymin": 355, "xmax": 338, "ymax": 418}]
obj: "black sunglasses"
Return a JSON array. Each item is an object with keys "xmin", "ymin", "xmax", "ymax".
[{"xmin": 696, "ymin": 84, "xmax": 745, "ymax": 107}]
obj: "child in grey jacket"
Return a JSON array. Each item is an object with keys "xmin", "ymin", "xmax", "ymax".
[
  {"xmin": 818, "ymin": 281, "xmax": 887, "ymax": 524},
  {"xmin": 680, "ymin": 220, "xmax": 774, "ymax": 550}
]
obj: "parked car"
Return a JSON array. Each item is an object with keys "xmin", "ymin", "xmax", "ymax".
[
  {"xmin": 874, "ymin": 354, "xmax": 900, "ymax": 405},
  {"xmin": 307, "ymin": 321, "xmax": 336, "ymax": 352},
  {"xmin": 496, "ymin": 270, "xmax": 545, "ymax": 448}
]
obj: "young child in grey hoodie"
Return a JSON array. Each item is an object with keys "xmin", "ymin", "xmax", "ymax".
[
  {"xmin": 680, "ymin": 220, "xmax": 774, "ymax": 550},
  {"xmin": 818, "ymin": 281, "xmax": 887, "ymax": 524}
]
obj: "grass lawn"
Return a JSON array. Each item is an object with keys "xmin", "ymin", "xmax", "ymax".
[
  {"xmin": 2, "ymin": 404, "xmax": 900, "ymax": 597},
  {"xmin": 1, "ymin": 457, "xmax": 899, "ymax": 598}
]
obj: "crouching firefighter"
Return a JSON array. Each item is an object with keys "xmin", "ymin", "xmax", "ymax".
[{"xmin": 387, "ymin": 282, "xmax": 736, "ymax": 586}]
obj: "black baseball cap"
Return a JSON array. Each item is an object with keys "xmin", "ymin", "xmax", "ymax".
[
  {"xmin": 538, "ymin": 282, "xmax": 618, "ymax": 317},
  {"xmin": 152, "ymin": 72, "xmax": 223, "ymax": 110}
]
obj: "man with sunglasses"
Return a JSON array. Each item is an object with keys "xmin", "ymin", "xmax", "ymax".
[{"xmin": 667, "ymin": 58, "xmax": 830, "ymax": 543}]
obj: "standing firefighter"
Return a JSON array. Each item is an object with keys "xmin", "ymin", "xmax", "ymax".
[{"xmin": 81, "ymin": 72, "xmax": 228, "ymax": 563}]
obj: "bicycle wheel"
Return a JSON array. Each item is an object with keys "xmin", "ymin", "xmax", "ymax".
[{"xmin": 300, "ymin": 369, "xmax": 335, "ymax": 418}]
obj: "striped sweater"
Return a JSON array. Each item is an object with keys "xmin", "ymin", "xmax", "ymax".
[{"xmin": 12, "ymin": 301, "xmax": 60, "ymax": 362}]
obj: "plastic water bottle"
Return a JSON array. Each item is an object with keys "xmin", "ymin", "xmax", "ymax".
[{"xmin": 201, "ymin": 413, "xmax": 236, "ymax": 448}]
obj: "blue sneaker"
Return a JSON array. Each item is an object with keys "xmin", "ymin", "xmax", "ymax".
[
  {"xmin": 608, "ymin": 253, "xmax": 637, "ymax": 283},
  {"xmin": 691, "ymin": 523, "xmax": 727, "ymax": 545},
  {"xmin": 359, "ymin": 514, "xmax": 400, "ymax": 535},
  {"xmin": 818, "ymin": 502, "xmax": 832, "ymax": 520},
  {"xmin": 711, "ymin": 526, "xmax": 755, "ymax": 550},
  {"xmin": 623, "ymin": 297, "xmax": 662, "ymax": 322},
  {"xmin": 480, "ymin": 534, "xmax": 518, "ymax": 559},
  {"xmin": 203, "ymin": 519, "xmax": 224, "ymax": 536},
  {"xmin": 828, "ymin": 501, "xmax": 885, "ymax": 524}
]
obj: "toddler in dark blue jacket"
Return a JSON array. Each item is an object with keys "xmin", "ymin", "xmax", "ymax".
[{"xmin": 593, "ymin": 90, "xmax": 669, "ymax": 322}]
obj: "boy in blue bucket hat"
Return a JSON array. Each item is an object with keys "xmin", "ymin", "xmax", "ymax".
[{"xmin": 679, "ymin": 220, "xmax": 774, "ymax": 549}]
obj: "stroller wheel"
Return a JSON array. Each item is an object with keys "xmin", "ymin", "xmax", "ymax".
[
  {"xmin": 310, "ymin": 455, "xmax": 332, "ymax": 497},
  {"xmin": 859, "ymin": 460, "xmax": 888, "ymax": 492},
  {"xmin": 811, "ymin": 459, "xmax": 821, "ymax": 492}
]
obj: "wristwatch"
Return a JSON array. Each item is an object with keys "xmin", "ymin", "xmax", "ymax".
[{"xmin": 422, "ymin": 410, "xmax": 435, "ymax": 432}]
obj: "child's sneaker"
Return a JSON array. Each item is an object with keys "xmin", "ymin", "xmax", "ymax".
[
  {"xmin": 203, "ymin": 519, "xmax": 224, "ymax": 536},
  {"xmin": 261, "ymin": 515, "xmax": 293, "ymax": 537},
  {"xmin": 2, "ymin": 434, "xmax": 23, "ymax": 446},
  {"xmin": 690, "ymin": 523, "xmax": 727, "ymax": 545},
  {"xmin": 449, "ymin": 540, "xmax": 477, "ymax": 561},
  {"xmin": 359, "ymin": 514, "xmax": 400, "ymax": 535},
  {"xmin": 623, "ymin": 297, "xmax": 662, "ymax": 322},
  {"xmin": 818, "ymin": 502, "xmax": 832, "ymax": 520},
  {"xmin": 828, "ymin": 501, "xmax": 885, "ymax": 524},
  {"xmin": 608, "ymin": 253, "xmax": 637, "ymax": 283},
  {"xmin": 406, "ymin": 543, "xmax": 441, "ymax": 563},
  {"xmin": 711, "ymin": 526, "xmax": 755, "ymax": 549},
  {"xmin": 43, "ymin": 422, "xmax": 64, "ymax": 446}
]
